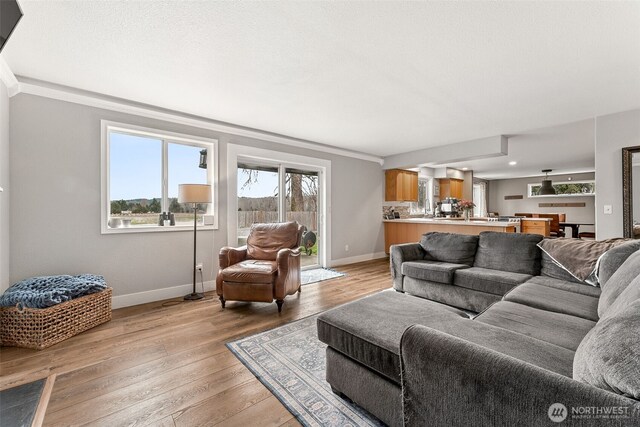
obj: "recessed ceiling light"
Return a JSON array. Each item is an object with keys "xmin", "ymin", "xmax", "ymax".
[
  {"xmin": 509, "ymin": 161, "xmax": 517, "ymax": 166},
  {"xmin": 462, "ymin": 167, "xmax": 469, "ymax": 171}
]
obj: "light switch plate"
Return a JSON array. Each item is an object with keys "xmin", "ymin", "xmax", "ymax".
[{"xmin": 604, "ymin": 205, "xmax": 613, "ymax": 214}]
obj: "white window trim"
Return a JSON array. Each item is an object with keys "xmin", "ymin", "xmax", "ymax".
[
  {"xmin": 101, "ymin": 120, "xmax": 219, "ymax": 234},
  {"xmin": 527, "ymin": 180, "xmax": 595, "ymax": 198},
  {"xmin": 227, "ymin": 143, "xmax": 331, "ymax": 268}
]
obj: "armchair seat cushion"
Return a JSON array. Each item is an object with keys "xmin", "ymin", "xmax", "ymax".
[
  {"xmin": 401, "ymin": 261, "xmax": 469, "ymax": 285},
  {"xmin": 454, "ymin": 267, "xmax": 532, "ymax": 296},
  {"xmin": 221, "ymin": 260, "xmax": 277, "ymax": 284}
]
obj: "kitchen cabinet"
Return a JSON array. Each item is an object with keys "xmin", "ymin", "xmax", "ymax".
[
  {"xmin": 385, "ymin": 169, "xmax": 418, "ymax": 202},
  {"xmin": 439, "ymin": 178, "xmax": 463, "ymax": 199},
  {"xmin": 520, "ymin": 219, "xmax": 551, "ymax": 237}
]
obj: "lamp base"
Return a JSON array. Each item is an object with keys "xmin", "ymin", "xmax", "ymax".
[{"xmin": 184, "ymin": 292, "xmax": 204, "ymax": 301}]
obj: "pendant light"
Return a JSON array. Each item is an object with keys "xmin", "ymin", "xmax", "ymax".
[{"xmin": 539, "ymin": 169, "xmax": 556, "ymax": 195}]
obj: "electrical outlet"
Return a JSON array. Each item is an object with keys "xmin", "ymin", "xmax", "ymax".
[
  {"xmin": 196, "ymin": 263, "xmax": 203, "ymax": 271},
  {"xmin": 604, "ymin": 205, "xmax": 613, "ymax": 215},
  {"xmin": 345, "ymin": 244, "xmax": 350, "ymax": 252}
]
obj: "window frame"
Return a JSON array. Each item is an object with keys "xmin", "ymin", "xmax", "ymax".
[
  {"xmin": 527, "ymin": 180, "xmax": 595, "ymax": 198},
  {"xmin": 101, "ymin": 120, "xmax": 218, "ymax": 234}
]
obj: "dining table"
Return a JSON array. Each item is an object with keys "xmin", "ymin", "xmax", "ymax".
[{"xmin": 559, "ymin": 222, "xmax": 594, "ymax": 238}]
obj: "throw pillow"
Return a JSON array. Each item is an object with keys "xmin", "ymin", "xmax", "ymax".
[
  {"xmin": 540, "ymin": 251, "xmax": 583, "ymax": 284},
  {"xmin": 537, "ymin": 238, "xmax": 630, "ymax": 286}
]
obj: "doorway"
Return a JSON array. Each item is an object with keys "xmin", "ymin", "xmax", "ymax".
[{"xmin": 236, "ymin": 160, "xmax": 323, "ymax": 269}]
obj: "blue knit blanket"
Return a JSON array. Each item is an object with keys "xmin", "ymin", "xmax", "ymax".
[{"xmin": 0, "ymin": 274, "xmax": 107, "ymax": 309}]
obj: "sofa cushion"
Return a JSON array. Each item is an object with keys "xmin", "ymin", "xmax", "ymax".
[
  {"xmin": 317, "ymin": 290, "xmax": 467, "ymax": 383},
  {"xmin": 601, "ymin": 274, "xmax": 640, "ymax": 320},
  {"xmin": 476, "ymin": 301, "xmax": 596, "ymax": 351},
  {"xmin": 526, "ymin": 275, "xmax": 601, "ymax": 298},
  {"xmin": 403, "ymin": 276, "xmax": 501, "ymax": 313},
  {"xmin": 401, "ymin": 260, "xmax": 470, "ymax": 285},
  {"xmin": 416, "ymin": 316, "xmax": 576, "ymax": 377},
  {"xmin": 221, "ymin": 260, "xmax": 277, "ymax": 283},
  {"xmin": 454, "ymin": 267, "xmax": 531, "ymax": 296},
  {"xmin": 419, "ymin": 232, "xmax": 478, "ymax": 266},
  {"xmin": 598, "ymin": 250, "xmax": 640, "ymax": 318},
  {"xmin": 574, "ymin": 299, "xmax": 640, "ymax": 400},
  {"xmin": 598, "ymin": 240, "xmax": 640, "ymax": 286},
  {"xmin": 473, "ymin": 232, "xmax": 542, "ymax": 275},
  {"xmin": 503, "ymin": 283, "xmax": 599, "ymax": 321}
]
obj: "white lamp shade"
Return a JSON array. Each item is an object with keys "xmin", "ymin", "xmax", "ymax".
[{"xmin": 178, "ymin": 184, "xmax": 212, "ymax": 204}]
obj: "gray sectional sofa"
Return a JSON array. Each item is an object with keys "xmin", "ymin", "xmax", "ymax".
[{"xmin": 317, "ymin": 232, "xmax": 640, "ymax": 426}]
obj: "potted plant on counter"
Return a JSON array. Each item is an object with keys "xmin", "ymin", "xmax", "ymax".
[{"xmin": 458, "ymin": 200, "xmax": 476, "ymax": 221}]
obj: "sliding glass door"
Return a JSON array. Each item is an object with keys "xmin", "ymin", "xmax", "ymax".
[
  {"xmin": 237, "ymin": 162, "xmax": 279, "ymax": 246},
  {"xmin": 237, "ymin": 160, "xmax": 322, "ymax": 269},
  {"xmin": 286, "ymin": 168, "xmax": 319, "ymax": 268}
]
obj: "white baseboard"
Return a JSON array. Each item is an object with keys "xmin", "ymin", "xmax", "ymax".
[
  {"xmin": 111, "ymin": 252, "xmax": 386, "ymax": 308},
  {"xmin": 329, "ymin": 251, "xmax": 387, "ymax": 267},
  {"xmin": 111, "ymin": 280, "xmax": 216, "ymax": 309}
]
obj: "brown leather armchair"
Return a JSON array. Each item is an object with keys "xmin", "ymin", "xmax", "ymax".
[{"xmin": 216, "ymin": 221, "xmax": 304, "ymax": 312}]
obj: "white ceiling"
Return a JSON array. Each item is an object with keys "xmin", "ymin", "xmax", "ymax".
[
  {"xmin": 436, "ymin": 119, "xmax": 595, "ymax": 180},
  {"xmin": 2, "ymin": 1, "xmax": 639, "ymax": 157}
]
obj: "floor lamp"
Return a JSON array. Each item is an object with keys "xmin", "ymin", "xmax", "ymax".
[{"xmin": 178, "ymin": 184, "xmax": 212, "ymax": 301}]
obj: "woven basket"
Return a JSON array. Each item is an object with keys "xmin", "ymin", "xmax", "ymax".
[{"xmin": 0, "ymin": 288, "xmax": 112, "ymax": 350}]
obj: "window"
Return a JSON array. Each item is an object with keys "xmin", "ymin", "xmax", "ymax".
[
  {"xmin": 473, "ymin": 182, "xmax": 487, "ymax": 217},
  {"xmin": 101, "ymin": 121, "xmax": 217, "ymax": 233},
  {"xmin": 410, "ymin": 178, "xmax": 432, "ymax": 215},
  {"xmin": 527, "ymin": 180, "xmax": 595, "ymax": 198}
]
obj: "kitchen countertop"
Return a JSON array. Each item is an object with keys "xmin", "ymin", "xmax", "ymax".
[{"xmin": 382, "ymin": 218, "xmax": 519, "ymax": 228}]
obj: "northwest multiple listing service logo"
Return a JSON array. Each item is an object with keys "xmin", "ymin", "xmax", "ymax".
[
  {"xmin": 548, "ymin": 403, "xmax": 568, "ymax": 423},
  {"xmin": 548, "ymin": 403, "xmax": 635, "ymax": 423}
]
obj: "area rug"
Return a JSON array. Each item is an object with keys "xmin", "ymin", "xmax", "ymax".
[
  {"xmin": 300, "ymin": 268, "xmax": 346, "ymax": 286},
  {"xmin": 0, "ymin": 379, "xmax": 45, "ymax": 427},
  {"xmin": 227, "ymin": 314, "xmax": 383, "ymax": 427}
]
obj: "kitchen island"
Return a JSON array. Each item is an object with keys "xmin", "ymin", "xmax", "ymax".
[{"xmin": 383, "ymin": 218, "xmax": 519, "ymax": 253}]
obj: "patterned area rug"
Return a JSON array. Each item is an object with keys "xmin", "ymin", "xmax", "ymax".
[
  {"xmin": 227, "ymin": 314, "xmax": 383, "ymax": 427},
  {"xmin": 300, "ymin": 268, "xmax": 346, "ymax": 286}
]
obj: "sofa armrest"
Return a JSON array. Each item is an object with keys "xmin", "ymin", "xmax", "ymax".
[
  {"xmin": 390, "ymin": 243, "xmax": 425, "ymax": 291},
  {"xmin": 400, "ymin": 324, "xmax": 640, "ymax": 427},
  {"xmin": 275, "ymin": 247, "xmax": 301, "ymax": 299}
]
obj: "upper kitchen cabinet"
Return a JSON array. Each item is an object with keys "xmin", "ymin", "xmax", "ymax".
[
  {"xmin": 385, "ymin": 169, "xmax": 418, "ymax": 201},
  {"xmin": 439, "ymin": 178, "xmax": 463, "ymax": 199}
]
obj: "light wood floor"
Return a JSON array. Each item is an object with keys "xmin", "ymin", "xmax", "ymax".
[{"xmin": 0, "ymin": 259, "xmax": 390, "ymax": 427}]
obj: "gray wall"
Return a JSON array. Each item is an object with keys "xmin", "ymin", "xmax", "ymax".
[
  {"xmin": 0, "ymin": 82, "xmax": 9, "ymax": 292},
  {"xmin": 9, "ymin": 94, "xmax": 384, "ymax": 300},
  {"xmin": 595, "ymin": 109, "xmax": 640, "ymax": 239},
  {"xmin": 488, "ymin": 172, "xmax": 596, "ymax": 234}
]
